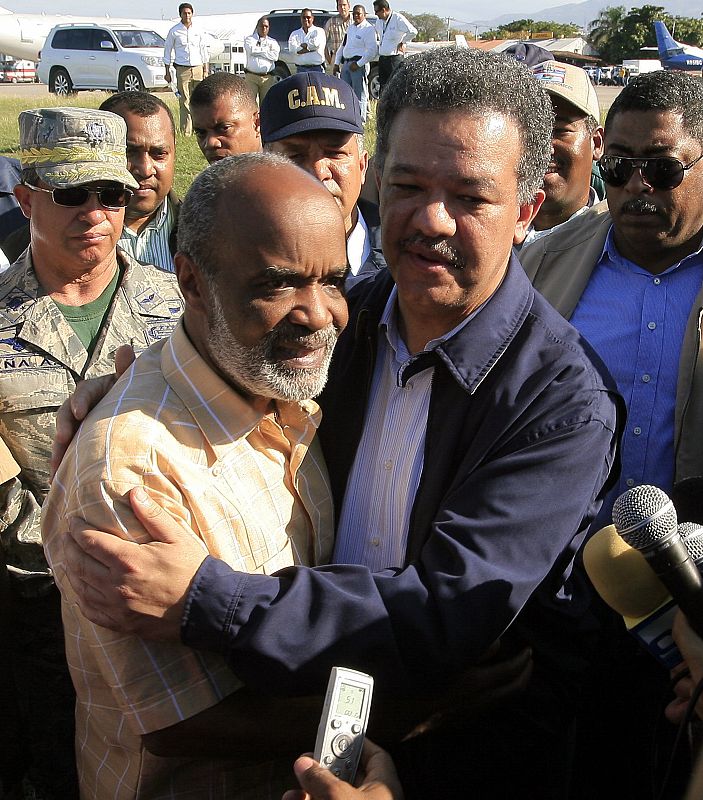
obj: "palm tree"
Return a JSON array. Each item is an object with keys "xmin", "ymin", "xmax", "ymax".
[{"xmin": 588, "ymin": 6, "xmax": 628, "ymax": 62}]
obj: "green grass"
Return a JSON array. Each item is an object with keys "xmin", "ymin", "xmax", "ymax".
[
  {"xmin": 0, "ymin": 92, "xmax": 378, "ymax": 199},
  {"xmin": 0, "ymin": 93, "xmax": 210, "ymax": 198}
]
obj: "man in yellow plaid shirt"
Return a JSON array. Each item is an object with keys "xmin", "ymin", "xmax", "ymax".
[{"xmin": 43, "ymin": 152, "xmax": 348, "ymax": 799}]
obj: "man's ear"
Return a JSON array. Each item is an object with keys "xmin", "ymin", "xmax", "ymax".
[
  {"xmin": 513, "ymin": 188, "xmax": 545, "ymax": 246},
  {"xmin": 175, "ymin": 252, "xmax": 210, "ymax": 314},
  {"xmin": 253, "ymin": 110, "xmax": 261, "ymax": 139},
  {"xmin": 359, "ymin": 148, "xmax": 369, "ymax": 186},
  {"xmin": 592, "ymin": 125, "xmax": 605, "ymax": 162},
  {"xmin": 13, "ymin": 184, "xmax": 33, "ymax": 219}
]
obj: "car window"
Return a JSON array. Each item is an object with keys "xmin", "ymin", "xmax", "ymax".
[
  {"xmin": 51, "ymin": 28, "xmax": 95, "ymax": 50},
  {"xmin": 113, "ymin": 29, "xmax": 166, "ymax": 48}
]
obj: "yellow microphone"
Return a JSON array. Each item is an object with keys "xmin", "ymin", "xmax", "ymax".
[{"xmin": 583, "ymin": 525, "xmax": 681, "ymax": 668}]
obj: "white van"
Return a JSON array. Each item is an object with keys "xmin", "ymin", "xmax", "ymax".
[{"xmin": 38, "ymin": 23, "xmax": 168, "ymax": 95}]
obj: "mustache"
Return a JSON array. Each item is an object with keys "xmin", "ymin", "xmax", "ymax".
[
  {"xmin": 620, "ymin": 198, "xmax": 660, "ymax": 215},
  {"xmin": 263, "ymin": 321, "xmax": 340, "ymax": 353},
  {"xmin": 400, "ymin": 233, "xmax": 467, "ymax": 270}
]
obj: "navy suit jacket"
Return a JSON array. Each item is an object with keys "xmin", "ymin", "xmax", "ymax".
[{"xmin": 182, "ymin": 256, "xmax": 623, "ymax": 696}]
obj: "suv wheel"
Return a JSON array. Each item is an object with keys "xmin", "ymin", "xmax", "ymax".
[
  {"xmin": 119, "ymin": 68, "xmax": 144, "ymax": 92},
  {"xmin": 50, "ymin": 68, "xmax": 73, "ymax": 96},
  {"xmin": 368, "ymin": 66, "xmax": 380, "ymax": 100}
]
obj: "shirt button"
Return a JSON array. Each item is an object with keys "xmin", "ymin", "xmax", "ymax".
[
  {"xmin": 633, "ymin": 426, "xmax": 641, "ymax": 435},
  {"xmin": 626, "ymin": 478, "xmax": 635, "ymax": 487},
  {"xmin": 642, "ymin": 374, "xmax": 651, "ymax": 383},
  {"xmin": 647, "ymin": 322, "xmax": 656, "ymax": 330},
  {"xmin": 384, "ymin": 460, "xmax": 392, "ymax": 470},
  {"xmin": 653, "ymin": 278, "xmax": 661, "ymax": 285},
  {"xmin": 370, "ymin": 537, "xmax": 380, "ymax": 547},
  {"xmin": 212, "ymin": 465, "xmax": 221, "ymax": 476}
]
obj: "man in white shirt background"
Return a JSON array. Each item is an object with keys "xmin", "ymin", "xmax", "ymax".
[
  {"xmin": 335, "ymin": 5, "xmax": 378, "ymax": 123},
  {"xmin": 288, "ymin": 9, "xmax": 326, "ymax": 73},
  {"xmin": 243, "ymin": 16, "xmax": 280, "ymax": 106},
  {"xmin": 164, "ymin": 3, "xmax": 211, "ymax": 135},
  {"xmin": 372, "ymin": 0, "xmax": 416, "ymax": 93},
  {"xmin": 324, "ymin": 0, "xmax": 351, "ymax": 74}
]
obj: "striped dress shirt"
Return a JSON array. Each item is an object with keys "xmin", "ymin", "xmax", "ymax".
[
  {"xmin": 334, "ymin": 287, "xmax": 478, "ymax": 570},
  {"xmin": 43, "ymin": 320, "xmax": 334, "ymax": 799},
  {"xmin": 118, "ymin": 195, "xmax": 177, "ymax": 272}
]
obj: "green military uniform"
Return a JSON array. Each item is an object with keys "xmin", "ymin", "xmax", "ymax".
[
  {"xmin": 0, "ymin": 247, "xmax": 183, "ymax": 595},
  {"xmin": 0, "ymin": 103, "xmax": 180, "ymax": 800},
  {"xmin": 0, "ymin": 247, "xmax": 182, "ymax": 799}
]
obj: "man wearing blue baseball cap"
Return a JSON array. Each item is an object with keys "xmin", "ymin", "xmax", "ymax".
[{"xmin": 261, "ymin": 71, "xmax": 385, "ymax": 288}]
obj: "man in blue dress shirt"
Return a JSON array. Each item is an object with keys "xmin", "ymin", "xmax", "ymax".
[{"xmin": 521, "ymin": 69, "xmax": 703, "ymax": 799}]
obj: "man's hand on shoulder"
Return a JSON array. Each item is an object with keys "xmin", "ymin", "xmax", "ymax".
[{"xmin": 64, "ymin": 486, "xmax": 208, "ymax": 640}]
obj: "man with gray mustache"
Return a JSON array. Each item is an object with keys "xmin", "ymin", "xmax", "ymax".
[
  {"xmin": 42, "ymin": 152, "xmax": 350, "ymax": 799},
  {"xmin": 59, "ymin": 48, "xmax": 621, "ymax": 798},
  {"xmin": 521, "ymin": 69, "xmax": 703, "ymax": 797}
]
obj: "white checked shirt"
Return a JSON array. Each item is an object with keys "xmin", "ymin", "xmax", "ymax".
[{"xmin": 43, "ymin": 320, "xmax": 334, "ymax": 799}]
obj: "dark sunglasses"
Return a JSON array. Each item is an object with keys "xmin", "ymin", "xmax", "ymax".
[
  {"xmin": 598, "ymin": 153, "xmax": 703, "ymax": 190},
  {"xmin": 24, "ymin": 183, "xmax": 133, "ymax": 209}
]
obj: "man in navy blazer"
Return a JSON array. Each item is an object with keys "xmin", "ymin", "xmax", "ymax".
[{"xmin": 56, "ymin": 48, "xmax": 621, "ymax": 798}]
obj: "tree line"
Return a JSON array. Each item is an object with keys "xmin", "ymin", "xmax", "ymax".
[{"xmin": 398, "ymin": 5, "xmax": 703, "ymax": 64}]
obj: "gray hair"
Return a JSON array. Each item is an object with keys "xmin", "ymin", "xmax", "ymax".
[
  {"xmin": 177, "ymin": 151, "xmax": 293, "ymax": 276},
  {"xmin": 605, "ymin": 70, "xmax": 703, "ymax": 146},
  {"xmin": 375, "ymin": 47, "xmax": 554, "ymax": 204}
]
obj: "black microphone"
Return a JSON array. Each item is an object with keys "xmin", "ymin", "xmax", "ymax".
[{"xmin": 612, "ymin": 485, "xmax": 703, "ymax": 638}]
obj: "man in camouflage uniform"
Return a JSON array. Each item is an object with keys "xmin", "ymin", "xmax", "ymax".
[{"xmin": 0, "ymin": 107, "xmax": 182, "ymax": 799}]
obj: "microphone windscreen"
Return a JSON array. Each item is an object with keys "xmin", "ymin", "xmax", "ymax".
[
  {"xmin": 612, "ymin": 485, "xmax": 677, "ymax": 551},
  {"xmin": 679, "ymin": 522, "xmax": 703, "ymax": 564},
  {"xmin": 583, "ymin": 525, "xmax": 670, "ymax": 618}
]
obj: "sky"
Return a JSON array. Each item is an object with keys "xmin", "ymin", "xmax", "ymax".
[{"xmin": 0, "ymin": 0, "xmax": 579, "ymax": 30}]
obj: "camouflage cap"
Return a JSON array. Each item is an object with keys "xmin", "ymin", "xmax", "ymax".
[{"xmin": 18, "ymin": 107, "xmax": 139, "ymax": 189}]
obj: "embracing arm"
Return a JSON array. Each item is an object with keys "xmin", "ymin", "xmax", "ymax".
[{"xmin": 66, "ymin": 387, "xmax": 618, "ymax": 695}]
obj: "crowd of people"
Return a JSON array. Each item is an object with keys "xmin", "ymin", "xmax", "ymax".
[{"xmin": 0, "ymin": 16, "xmax": 702, "ymax": 800}]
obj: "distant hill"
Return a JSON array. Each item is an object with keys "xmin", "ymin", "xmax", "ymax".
[{"xmin": 473, "ymin": 0, "xmax": 703, "ymax": 31}]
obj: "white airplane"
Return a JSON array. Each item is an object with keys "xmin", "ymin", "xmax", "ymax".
[{"xmin": 0, "ymin": 5, "xmax": 264, "ymax": 62}]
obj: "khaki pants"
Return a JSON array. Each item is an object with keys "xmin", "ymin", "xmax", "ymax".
[
  {"xmin": 243, "ymin": 71, "xmax": 276, "ymax": 106},
  {"xmin": 175, "ymin": 64, "xmax": 204, "ymax": 135}
]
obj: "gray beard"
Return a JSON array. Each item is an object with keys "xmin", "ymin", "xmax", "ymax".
[{"xmin": 206, "ymin": 294, "xmax": 339, "ymax": 403}]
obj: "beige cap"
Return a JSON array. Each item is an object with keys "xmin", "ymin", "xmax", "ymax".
[{"xmin": 531, "ymin": 60, "xmax": 600, "ymax": 121}]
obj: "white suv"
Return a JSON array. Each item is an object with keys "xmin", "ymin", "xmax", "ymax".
[{"xmin": 38, "ymin": 23, "xmax": 168, "ymax": 95}]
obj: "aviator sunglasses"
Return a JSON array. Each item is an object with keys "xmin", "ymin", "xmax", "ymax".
[
  {"xmin": 598, "ymin": 153, "xmax": 703, "ymax": 191},
  {"xmin": 24, "ymin": 183, "xmax": 133, "ymax": 209}
]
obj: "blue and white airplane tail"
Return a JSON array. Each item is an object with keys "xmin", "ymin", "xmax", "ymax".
[{"xmin": 654, "ymin": 21, "xmax": 703, "ymax": 70}]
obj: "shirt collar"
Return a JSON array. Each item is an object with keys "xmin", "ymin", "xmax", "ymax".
[
  {"xmin": 602, "ymin": 224, "xmax": 703, "ymax": 275},
  {"xmin": 160, "ymin": 319, "xmax": 321, "ymax": 458},
  {"xmin": 120, "ymin": 196, "xmax": 171, "ymax": 239},
  {"xmin": 378, "ymin": 283, "xmax": 491, "ymax": 386}
]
